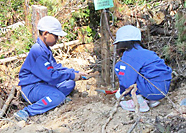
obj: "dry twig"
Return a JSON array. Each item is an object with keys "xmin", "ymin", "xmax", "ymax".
[
  {"xmin": 102, "ymin": 84, "xmax": 135, "ymax": 133},
  {"xmin": 127, "ymin": 117, "xmax": 141, "ymax": 133},
  {"xmin": 0, "ymin": 86, "xmax": 16, "ymax": 118},
  {"xmin": 131, "ymin": 85, "xmax": 139, "ymax": 115},
  {"xmin": 128, "ymin": 85, "xmax": 142, "ymax": 133}
]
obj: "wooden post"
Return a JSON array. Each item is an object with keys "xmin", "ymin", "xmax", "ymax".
[
  {"xmin": 24, "ymin": 0, "xmax": 30, "ymax": 26},
  {"xmin": 100, "ymin": 9, "xmax": 110, "ymax": 86},
  {"xmin": 31, "ymin": 5, "xmax": 47, "ymax": 42}
]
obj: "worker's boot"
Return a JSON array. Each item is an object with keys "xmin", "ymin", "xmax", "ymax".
[{"xmin": 14, "ymin": 110, "xmax": 29, "ymax": 121}]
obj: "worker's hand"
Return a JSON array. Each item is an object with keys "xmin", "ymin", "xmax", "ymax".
[
  {"xmin": 78, "ymin": 71, "xmax": 88, "ymax": 76},
  {"xmin": 74, "ymin": 73, "xmax": 81, "ymax": 81},
  {"xmin": 74, "ymin": 72, "xmax": 88, "ymax": 81},
  {"xmin": 115, "ymin": 88, "xmax": 125, "ymax": 100}
]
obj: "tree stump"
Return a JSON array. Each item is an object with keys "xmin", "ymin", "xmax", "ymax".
[{"xmin": 31, "ymin": 5, "xmax": 47, "ymax": 42}]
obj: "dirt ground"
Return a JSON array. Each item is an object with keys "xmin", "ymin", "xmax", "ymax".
[{"xmin": 0, "ymin": 44, "xmax": 186, "ymax": 133}]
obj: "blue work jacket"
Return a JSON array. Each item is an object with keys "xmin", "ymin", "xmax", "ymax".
[
  {"xmin": 18, "ymin": 37, "xmax": 77, "ymax": 86},
  {"xmin": 115, "ymin": 44, "xmax": 172, "ymax": 94}
]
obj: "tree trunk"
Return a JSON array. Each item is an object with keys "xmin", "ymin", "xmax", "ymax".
[{"xmin": 31, "ymin": 5, "xmax": 47, "ymax": 42}]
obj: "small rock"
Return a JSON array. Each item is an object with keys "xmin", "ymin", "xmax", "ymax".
[{"xmin": 81, "ymin": 91, "xmax": 88, "ymax": 98}]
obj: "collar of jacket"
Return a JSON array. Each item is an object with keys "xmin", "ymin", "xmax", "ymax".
[
  {"xmin": 134, "ymin": 43, "xmax": 142, "ymax": 49},
  {"xmin": 36, "ymin": 37, "xmax": 52, "ymax": 55}
]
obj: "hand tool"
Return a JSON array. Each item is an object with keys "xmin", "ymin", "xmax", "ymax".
[
  {"xmin": 80, "ymin": 76, "xmax": 89, "ymax": 80},
  {"xmin": 95, "ymin": 89, "xmax": 118, "ymax": 94},
  {"xmin": 80, "ymin": 71, "xmax": 99, "ymax": 80}
]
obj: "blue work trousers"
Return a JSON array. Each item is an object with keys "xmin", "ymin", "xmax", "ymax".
[
  {"xmin": 136, "ymin": 76, "xmax": 171, "ymax": 100},
  {"xmin": 21, "ymin": 80, "xmax": 75, "ymax": 116}
]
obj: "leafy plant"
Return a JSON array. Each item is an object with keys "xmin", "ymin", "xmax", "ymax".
[
  {"xmin": 12, "ymin": 27, "xmax": 34, "ymax": 54},
  {"xmin": 162, "ymin": 10, "xmax": 186, "ymax": 62},
  {"xmin": 61, "ymin": 2, "xmax": 100, "ymax": 43},
  {"xmin": 0, "ymin": 26, "xmax": 33, "ymax": 59}
]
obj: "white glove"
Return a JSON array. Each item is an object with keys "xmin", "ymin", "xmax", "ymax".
[{"xmin": 115, "ymin": 88, "xmax": 124, "ymax": 100}]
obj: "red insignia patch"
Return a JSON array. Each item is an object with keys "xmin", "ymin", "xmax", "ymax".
[
  {"xmin": 47, "ymin": 66, "xmax": 54, "ymax": 70},
  {"xmin": 119, "ymin": 72, "xmax": 125, "ymax": 75},
  {"xmin": 42, "ymin": 99, "xmax": 47, "ymax": 105}
]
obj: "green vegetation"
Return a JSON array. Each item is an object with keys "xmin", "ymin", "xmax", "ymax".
[
  {"xmin": 0, "ymin": 0, "xmax": 186, "ymax": 63},
  {"xmin": 175, "ymin": 11, "xmax": 186, "ymax": 59},
  {"xmin": 176, "ymin": 11, "xmax": 186, "ymax": 42},
  {"xmin": 0, "ymin": 0, "xmax": 24, "ymax": 27},
  {"xmin": 0, "ymin": 0, "xmax": 100, "ymax": 57},
  {"xmin": 119, "ymin": 0, "xmax": 156, "ymax": 5},
  {"xmin": 163, "ymin": 10, "xmax": 186, "ymax": 61}
]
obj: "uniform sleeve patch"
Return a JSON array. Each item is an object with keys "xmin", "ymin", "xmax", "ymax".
[
  {"xmin": 120, "ymin": 65, "xmax": 126, "ymax": 70},
  {"xmin": 42, "ymin": 99, "xmax": 48, "ymax": 105},
  {"xmin": 119, "ymin": 72, "xmax": 125, "ymax": 75},
  {"xmin": 44, "ymin": 62, "xmax": 50, "ymax": 66},
  {"xmin": 46, "ymin": 96, "xmax": 52, "ymax": 103},
  {"xmin": 47, "ymin": 66, "xmax": 54, "ymax": 70}
]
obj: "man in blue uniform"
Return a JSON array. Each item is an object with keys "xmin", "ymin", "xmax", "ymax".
[
  {"xmin": 14, "ymin": 16, "xmax": 87, "ymax": 121},
  {"xmin": 114, "ymin": 25, "xmax": 172, "ymax": 112}
]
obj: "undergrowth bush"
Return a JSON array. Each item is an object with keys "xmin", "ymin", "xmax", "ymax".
[
  {"xmin": 0, "ymin": 0, "xmax": 24, "ymax": 27},
  {"xmin": 0, "ymin": 0, "xmax": 185, "ymax": 63},
  {"xmin": 0, "ymin": 0, "xmax": 100, "ymax": 58},
  {"xmin": 175, "ymin": 11, "xmax": 186, "ymax": 59}
]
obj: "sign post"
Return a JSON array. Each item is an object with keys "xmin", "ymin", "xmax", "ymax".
[
  {"xmin": 94, "ymin": 0, "xmax": 114, "ymax": 10},
  {"xmin": 94, "ymin": 0, "xmax": 114, "ymax": 86}
]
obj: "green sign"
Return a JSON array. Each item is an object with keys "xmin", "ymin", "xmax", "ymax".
[{"xmin": 94, "ymin": 0, "xmax": 114, "ymax": 10}]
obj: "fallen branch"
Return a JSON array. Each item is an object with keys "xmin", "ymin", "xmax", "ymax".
[
  {"xmin": 127, "ymin": 117, "xmax": 141, "ymax": 133},
  {"xmin": 0, "ymin": 86, "xmax": 16, "ymax": 118},
  {"xmin": 131, "ymin": 85, "xmax": 139, "ymax": 115},
  {"xmin": 0, "ymin": 40, "xmax": 80, "ymax": 64},
  {"xmin": 128, "ymin": 85, "xmax": 141, "ymax": 133},
  {"xmin": 51, "ymin": 40, "xmax": 80, "ymax": 50},
  {"xmin": 0, "ymin": 53, "xmax": 28, "ymax": 65},
  {"xmin": 3, "ymin": 73, "xmax": 32, "ymax": 105},
  {"xmin": 0, "ymin": 21, "xmax": 25, "ymax": 34},
  {"xmin": 102, "ymin": 84, "xmax": 135, "ymax": 133}
]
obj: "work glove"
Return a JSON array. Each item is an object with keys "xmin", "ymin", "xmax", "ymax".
[{"xmin": 115, "ymin": 88, "xmax": 124, "ymax": 100}]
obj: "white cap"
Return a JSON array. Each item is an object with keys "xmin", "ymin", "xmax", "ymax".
[
  {"xmin": 113, "ymin": 25, "xmax": 141, "ymax": 44},
  {"xmin": 37, "ymin": 16, "xmax": 67, "ymax": 36}
]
